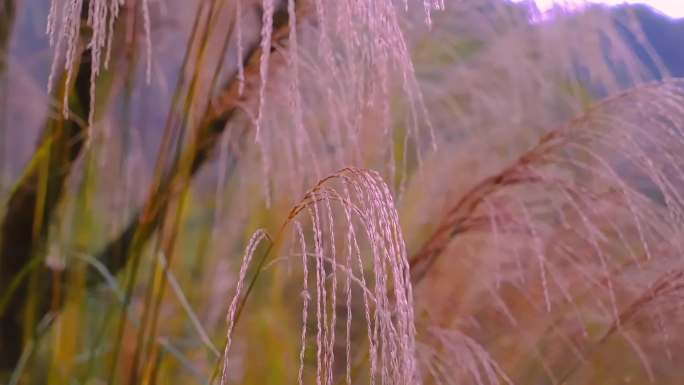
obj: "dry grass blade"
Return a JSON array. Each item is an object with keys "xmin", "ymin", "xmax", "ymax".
[
  {"xmin": 0, "ymin": 48, "xmax": 92, "ymax": 370},
  {"xmin": 93, "ymin": 2, "xmax": 301, "ymax": 282},
  {"xmin": 0, "ymin": 1, "xmax": 133, "ymax": 370},
  {"xmin": 91, "ymin": 7, "xmax": 302, "ymax": 381}
]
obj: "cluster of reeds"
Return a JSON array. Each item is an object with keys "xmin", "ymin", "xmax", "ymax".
[{"xmin": 1, "ymin": 0, "xmax": 684, "ymax": 384}]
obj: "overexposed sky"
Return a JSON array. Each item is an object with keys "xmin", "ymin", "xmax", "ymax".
[{"xmin": 524, "ymin": 0, "xmax": 684, "ymax": 18}]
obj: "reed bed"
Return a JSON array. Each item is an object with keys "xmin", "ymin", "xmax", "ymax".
[{"xmin": 1, "ymin": 1, "xmax": 684, "ymax": 384}]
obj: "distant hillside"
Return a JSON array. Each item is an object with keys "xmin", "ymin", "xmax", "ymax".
[{"xmin": 614, "ymin": 4, "xmax": 684, "ymax": 77}]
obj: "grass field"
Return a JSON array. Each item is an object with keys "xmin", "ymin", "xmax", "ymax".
[{"xmin": 1, "ymin": 1, "xmax": 684, "ymax": 384}]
